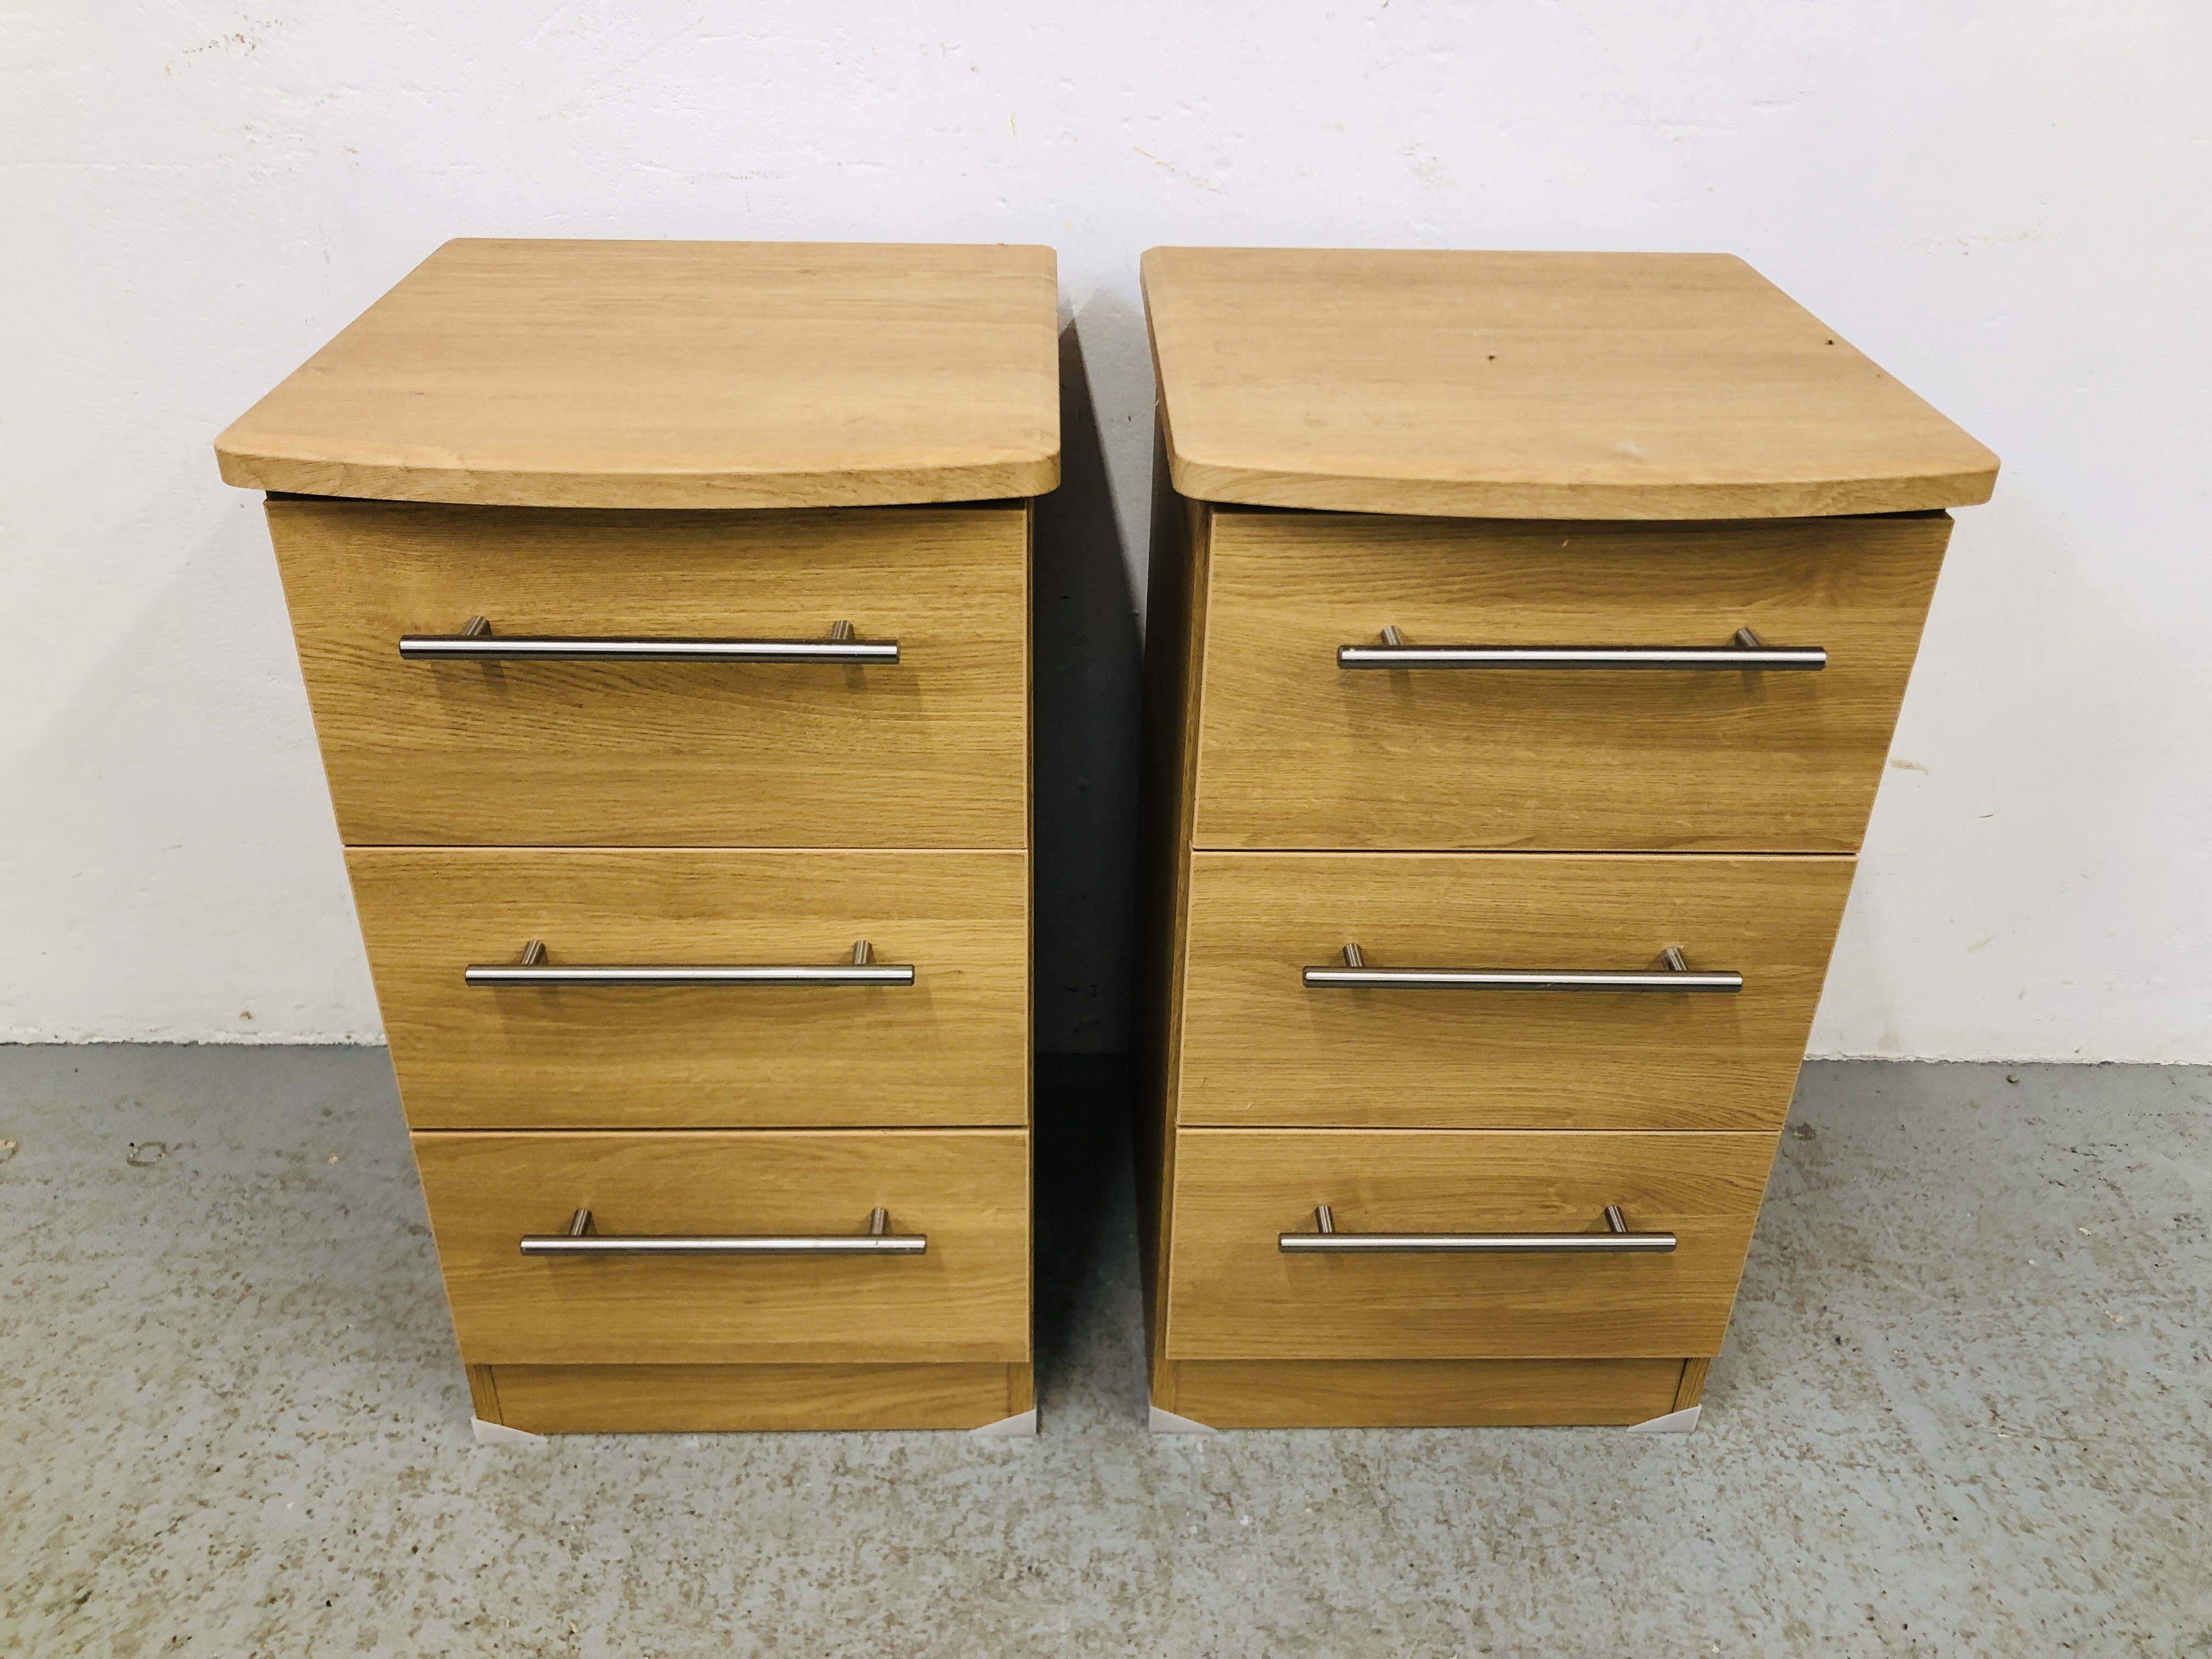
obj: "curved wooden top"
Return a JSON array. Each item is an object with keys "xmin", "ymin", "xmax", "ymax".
[
  {"xmin": 1142, "ymin": 247, "xmax": 1997, "ymax": 520},
  {"xmin": 216, "ymin": 240, "xmax": 1060, "ymax": 509}
]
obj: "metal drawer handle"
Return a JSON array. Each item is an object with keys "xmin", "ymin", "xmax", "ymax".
[
  {"xmin": 1339, "ymin": 624, "xmax": 1825, "ymax": 672},
  {"xmin": 400, "ymin": 616, "xmax": 899, "ymax": 665},
  {"xmin": 1280, "ymin": 1203, "xmax": 1677, "ymax": 1255},
  {"xmin": 465, "ymin": 938, "xmax": 916, "ymax": 988},
  {"xmin": 522, "ymin": 1205, "xmax": 927, "ymax": 1257},
  {"xmin": 1305, "ymin": 941, "xmax": 1742, "ymax": 993}
]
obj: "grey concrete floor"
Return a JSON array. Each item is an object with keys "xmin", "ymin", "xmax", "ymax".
[{"xmin": 1, "ymin": 1049, "xmax": 2208, "ymax": 1657}]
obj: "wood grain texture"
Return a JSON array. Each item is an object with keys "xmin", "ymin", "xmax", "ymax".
[
  {"xmin": 1156, "ymin": 1357, "xmax": 1688, "ymax": 1429},
  {"xmin": 1675, "ymin": 1356, "xmax": 1712, "ymax": 1413},
  {"xmin": 217, "ymin": 239, "xmax": 1059, "ymax": 509},
  {"xmin": 1142, "ymin": 247, "xmax": 1997, "ymax": 519},
  {"xmin": 1177, "ymin": 851, "xmax": 1854, "ymax": 1132},
  {"xmin": 1130, "ymin": 416, "xmax": 1214, "ymax": 1395},
  {"xmin": 1194, "ymin": 509, "xmax": 1950, "ymax": 853},
  {"xmin": 482, "ymin": 1363, "xmax": 1027, "ymax": 1433},
  {"xmin": 349, "ymin": 848, "xmax": 1028, "ymax": 1130},
  {"xmin": 414, "ymin": 1130, "xmax": 1030, "ymax": 1366},
  {"xmin": 268, "ymin": 498, "xmax": 1028, "ymax": 847},
  {"xmin": 465, "ymin": 1364, "xmax": 502, "ymax": 1422},
  {"xmin": 1164, "ymin": 1128, "xmax": 1777, "ymax": 1361}
]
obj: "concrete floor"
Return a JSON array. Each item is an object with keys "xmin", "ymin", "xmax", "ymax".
[{"xmin": 2, "ymin": 1051, "xmax": 2207, "ymax": 1657}]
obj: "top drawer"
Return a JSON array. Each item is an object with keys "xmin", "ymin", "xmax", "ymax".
[
  {"xmin": 1193, "ymin": 510, "xmax": 1948, "ymax": 854},
  {"xmin": 267, "ymin": 498, "xmax": 1028, "ymax": 847}
]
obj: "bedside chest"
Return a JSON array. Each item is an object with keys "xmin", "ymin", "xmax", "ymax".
[
  {"xmin": 217, "ymin": 239, "xmax": 1056, "ymax": 1435},
  {"xmin": 1134, "ymin": 247, "xmax": 1996, "ymax": 1430}
]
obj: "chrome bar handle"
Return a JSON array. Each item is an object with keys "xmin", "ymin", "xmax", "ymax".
[
  {"xmin": 399, "ymin": 616, "xmax": 898, "ymax": 664},
  {"xmin": 1339, "ymin": 623, "xmax": 1823, "ymax": 671},
  {"xmin": 1280, "ymin": 1203, "xmax": 1676, "ymax": 1254},
  {"xmin": 465, "ymin": 938, "xmax": 916, "ymax": 987},
  {"xmin": 522, "ymin": 1206, "xmax": 927, "ymax": 1257},
  {"xmin": 1305, "ymin": 941, "xmax": 1741, "ymax": 993}
]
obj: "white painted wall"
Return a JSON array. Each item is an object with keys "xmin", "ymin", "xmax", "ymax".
[{"xmin": 4, "ymin": 2, "xmax": 2207, "ymax": 1058}]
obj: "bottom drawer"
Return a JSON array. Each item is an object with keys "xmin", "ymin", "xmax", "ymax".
[
  {"xmin": 1164, "ymin": 1128, "xmax": 1775, "ymax": 1361},
  {"xmin": 415, "ymin": 1130, "xmax": 1029, "ymax": 1365}
]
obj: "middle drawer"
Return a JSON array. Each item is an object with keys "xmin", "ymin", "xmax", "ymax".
[
  {"xmin": 1177, "ymin": 851, "xmax": 1855, "ymax": 1131},
  {"xmin": 350, "ymin": 848, "xmax": 1028, "ymax": 1129}
]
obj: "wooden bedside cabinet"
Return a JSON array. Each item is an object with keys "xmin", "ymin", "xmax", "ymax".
[
  {"xmin": 1134, "ymin": 247, "xmax": 1996, "ymax": 1430},
  {"xmin": 217, "ymin": 239, "xmax": 1057, "ymax": 1435}
]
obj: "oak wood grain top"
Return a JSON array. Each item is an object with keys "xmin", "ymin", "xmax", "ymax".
[
  {"xmin": 217, "ymin": 240, "xmax": 1060, "ymax": 509},
  {"xmin": 1141, "ymin": 247, "xmax": 1997, "ymax": 519}
]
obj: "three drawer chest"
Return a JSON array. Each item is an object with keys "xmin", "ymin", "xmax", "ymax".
[
  {"xmin": 217, "ymin": 239, "xmax": 1058, "ymax": 1435},
  {"xmin": 1134, "ymin": 247, "xmax": 1997, "ymax": 1430}
]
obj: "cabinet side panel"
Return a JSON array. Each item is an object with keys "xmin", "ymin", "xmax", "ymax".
[
  {"xmin": 1023, "ymin": 498, "xmax": 1036, "ymax": 1355},
  {"xmin": 1132, "ymin": 411, "xmax": 1211, "ymax": 1396}
]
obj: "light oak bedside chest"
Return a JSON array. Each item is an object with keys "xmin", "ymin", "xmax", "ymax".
[
  {"xmin": 217, "ymin": 239, "xmax": 1056, "ymax": 1436},
  {"xmin": 1133, "ymin": 247, "xmax": 1996, "ymax": 1431}
]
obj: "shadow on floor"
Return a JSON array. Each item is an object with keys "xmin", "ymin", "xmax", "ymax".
[{"xmin": 1033, "ymin": 1052, "xmax": 1138, "ymax": 1404}]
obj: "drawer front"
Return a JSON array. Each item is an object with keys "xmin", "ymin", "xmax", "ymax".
[
  {"xmin": 1164, "ymin": 1128, "xmax": 1774, "ymax": 1361},
  {"xmin": 1192, "ymin": 510, "xmax": 1948, "ymax": 853},
  {"xmin": 269, "ymin": 498, "xmax": 1028, "ymax": 847},
  {"xmin": 1177, "ymin": 851, "xmax": 1853, "ymax": 1131},
  {"xmin": 351, "ymin": 849, "xmax": 1028, "ymax": 1130},
  {"xmin": 415, "ymin": 1130, "xmax": 1030, "ymax": 1365}
]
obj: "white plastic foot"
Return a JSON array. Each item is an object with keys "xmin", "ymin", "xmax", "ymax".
[
  {"xmin": 472, "ymin": 1416, "xmax": 547, "ymax": 1445},
  {"xmin": 971, "ymin": 1408, "xmax": 1037, "ymax": 1437},
  {"xmin": 1148, "ymin": 1403, "xmax": 1216, "ymax": 1434},
  {"xmin": 1628, "ymin": 1404, "xmax": 1702, "ymax": 1434}
]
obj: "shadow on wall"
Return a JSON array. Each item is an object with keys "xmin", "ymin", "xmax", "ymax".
[
  {"xmin": 0, "ymin": 481, "xmax": 377, "ymax": 1041},
  {"xmin": 1031, "ymin": 321, "xmax": 1143, "ymax": 1055}
]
